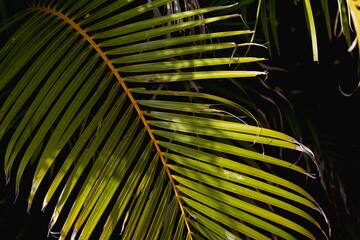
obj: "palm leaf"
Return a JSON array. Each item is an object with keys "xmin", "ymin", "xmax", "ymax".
[{"xmin": 0, "ymin": 0, "xmax": 327, "ymax": 239}]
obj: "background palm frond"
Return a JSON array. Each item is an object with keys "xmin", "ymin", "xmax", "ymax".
[{"xmin": 211, "ymin": 0, "xmax": 359, "ymax": 68}]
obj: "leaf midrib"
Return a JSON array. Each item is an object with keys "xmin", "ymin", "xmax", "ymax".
[{"xmin": 35, "ymin": 5, "xmax": 192, "ymax": 238}]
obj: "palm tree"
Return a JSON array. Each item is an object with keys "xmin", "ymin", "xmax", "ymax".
[{"xmin": 0, "ymin": 0, "xmax": 329, "ymax": 239}]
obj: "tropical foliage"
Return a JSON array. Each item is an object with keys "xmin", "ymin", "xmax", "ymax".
[{"xmin": 0, "ymin": 0, "xmax": 329, "ymax": 239}]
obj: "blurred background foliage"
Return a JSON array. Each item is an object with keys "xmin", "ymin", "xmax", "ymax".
[{"xmin": 0, "ymin": 0, "xmax": 359, "ymax": 239}]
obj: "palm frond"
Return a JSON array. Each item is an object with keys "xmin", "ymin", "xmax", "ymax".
[{"xmin": 0, "ymin": 0, "xmax": 327, "ymax": 239}]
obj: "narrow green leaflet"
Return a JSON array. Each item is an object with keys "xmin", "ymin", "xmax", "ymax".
[
  {"xmin": 107, "ymin": 31, "xmax": 252, "ymax": 55},
  {"xmin": 112, "ymin": 43, "xmax": 237, "ymax": 64},
  {"xmin": 120, "ymin": 57, "xmax": 265, "ymax": 72},
  {"xmin": 138, "ymin": 100, "xmax": 221, "ymax": 114},
  {"xmin": 146, "ymin": 111, "xmax": 296, "ymax": 142},
  {"xmin": 124, "ymin": 71, "xmax": 263, "ymax": 83},
  {"xmin": 320, "ymin": 0, "xmax": 332, "ymax": 39},
  {"xmin": 131, "ymin": 88, "xmax": 259, "ymax": 121},
  {"xmin": 304, "ymin": 0, "xmax": 319, "ymax": 62}
]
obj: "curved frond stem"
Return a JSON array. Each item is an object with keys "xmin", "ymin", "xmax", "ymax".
[{"xmin": 34, "ymin": 5, "xmax": 193, "ymax": 239}]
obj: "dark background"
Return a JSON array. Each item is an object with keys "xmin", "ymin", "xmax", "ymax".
[
  {"xmin": 1, "ymin": 0, "xmax": 359, "ymax": 239},
  {"xmin": 264, "ymin": 1, "xmax": 360, "ymax": 239}
]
